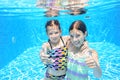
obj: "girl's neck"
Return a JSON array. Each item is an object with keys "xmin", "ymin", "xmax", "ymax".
[
  {"xmin": 70, "ymin": 42, "xmax": 84, "ymax": 54},
  {"xmin": 50, "ymin": 39, "xmax": 61, "ymax": 48}
]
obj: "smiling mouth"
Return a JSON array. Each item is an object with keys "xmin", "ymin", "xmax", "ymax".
[
  {"xmin": 52, "ymin": 38, "xmax": 59, "ymax": 42},
  {"xmin": 53, "ymin": 38, "xmax": 57, "ymax": 40},
  {"xmin": 74, "ymin": 41, "xmax": 80, "ymax": 44},
  {"xmin": 74, "ymin": 41, "xmax": 83, "ymax": 46}
]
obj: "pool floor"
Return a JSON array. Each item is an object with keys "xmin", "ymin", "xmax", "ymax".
[{"xmin": 0, "ymin": 42, "xmax": 120, "ymax": 80}]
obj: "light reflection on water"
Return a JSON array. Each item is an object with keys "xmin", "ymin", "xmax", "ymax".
[{"xmin": 0, "ymin": 0, "xmax": 119, "ymax": 17}]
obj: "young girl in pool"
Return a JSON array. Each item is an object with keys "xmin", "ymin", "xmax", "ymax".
[
  {"xmin": 40, "ymin": 20, "xmax": 69, "ymax": 80},
  {"xmin": 66, "ymin": 20, "xmax": 102, "ymax": 80}
]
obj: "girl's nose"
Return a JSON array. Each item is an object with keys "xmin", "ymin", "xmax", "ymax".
[
  {"xmin": 73, "ymin": 37, "xmax": 77, "ymax": 41},
  {"xmin": 51, "ymin": 34, "xmax": 58, "ymax": 38},
  {"xmin": 51, "ymin": 33, "xmax": 55, "ymax": 37}
]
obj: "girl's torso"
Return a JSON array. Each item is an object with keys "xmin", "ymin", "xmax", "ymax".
[
  {"xmin": 46, "ymin": 37, "xmax": 68, "ymax": 76},
  {"xmin": 66, "ymin": 42, "xmax": 90, "ymax": 80}
]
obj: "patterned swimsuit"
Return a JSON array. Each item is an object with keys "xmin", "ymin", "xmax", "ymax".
[
  {"xmin": 46, "ymin": 37, "xmax": 68, "ymax": 80},
  {"xmin": 66, "ymin": 45, "xmax": 90, "ymax": 80}
]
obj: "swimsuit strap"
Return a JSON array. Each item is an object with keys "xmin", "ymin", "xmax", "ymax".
[
  {"xmin": 48, "ymin": 39, "xmax": 52, "ymax": 49},
  {"xmin": 48, "ymin": 36, "xmax": 65, "ymax": 49},
  {"xmin": 60, "ymin": 36, "xmax": 66, "ymax": 47},
  {"xmin": 66, "ymin": 38, "xmax": 70, "ymax": 48}
]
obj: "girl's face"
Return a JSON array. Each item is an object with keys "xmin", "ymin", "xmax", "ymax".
[
  {"xmin": 47, "ymin": 25, "xmax": 61, "ymax": 44},
  {"xmin": 70, "ymin": 29, "xmax": 86, "ymax": 48}
]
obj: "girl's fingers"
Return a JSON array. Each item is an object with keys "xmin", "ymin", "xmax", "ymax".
[
  {"xmin": 85, "ymin": 58, "xmax": 97, "ymax": 68},
  {"xmin": 86, "ymin": 62, "xmax": 97, "ymax": 68}
]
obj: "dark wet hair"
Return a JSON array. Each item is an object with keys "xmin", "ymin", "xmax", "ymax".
[
  {"xmin": 69, "ymin": 20, "xmax": 87, "ymax": 35},
  {"xmin": 45, "ymin": 20, "xmax": 61, "ymax": 32}
]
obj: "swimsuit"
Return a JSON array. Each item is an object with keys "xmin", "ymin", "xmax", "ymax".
[
  {"xmin": 46, "ymin": 37, "xmax": 68, "ymax": 79},
  {"xmin": 66, "ymin": 50, "xmax": 89, "ymax": 80},
  {"xmin": 46, "ymin": 71, "xmax": 66, "ymax": 80},
  {"xmin": 66, "ymin": 56, "xmax": 88, "ymax": 80}
]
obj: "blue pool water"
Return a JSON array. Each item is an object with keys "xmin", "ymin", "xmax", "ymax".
[{"xmin": 0, "ymin": 0, "xmax": 120, "ymax": 80}]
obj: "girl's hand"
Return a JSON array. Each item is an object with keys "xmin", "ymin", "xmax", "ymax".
[
  {"xmin": 85, "ymin": 56, "xmax": 97, "ymax": 68},
  {"xmin": 41, "ymin": 53, "xmax": 54, "ymax": 64},
  {"xmin": 85, "ymin": 50, "xmax": 102, "ymax": 78},
  {"xmin": 81, "ymin": 41, "xmax": 89, "ymax": 52}
]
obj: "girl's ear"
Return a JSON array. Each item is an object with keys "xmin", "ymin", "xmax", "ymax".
[
  {"xmin": 60, "ymin": 30, "xmax": 62, "ymax": 34},
  {"xmin": 85, "ymin": 31, "xmax": 88, "ymax": 37}
]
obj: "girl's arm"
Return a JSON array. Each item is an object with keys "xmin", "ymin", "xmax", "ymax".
[
  {"xmin": 86, "ymin": 50, "xmax": 102, "ymax": 78},
  {"xmin": 40, "ymin": 43, "xmax": 53, "ymax": 65},
  {"xmin": 91, "ymin": 50, "xmax": 102, "ymax": 78}
]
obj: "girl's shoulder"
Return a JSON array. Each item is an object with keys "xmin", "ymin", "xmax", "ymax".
[
  {"xmin": 61, "ymin": 35, "xmax": 70, "ymax": 45},
  {"xmin": 41, "ymin": 42, "xmax": 51, "ymax": 54},
  {"xmin": 41, "ymin": 42, "xmax": 50, "ymax": 49},
  {"xmin": 90, "ymin": 49, "xmax": 98, "ymax": 57},
  {"xmin": 62, "ymin": 35, "xmax": 70, "ymax": 40}
]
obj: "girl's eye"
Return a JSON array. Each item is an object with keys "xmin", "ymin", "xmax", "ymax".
[
  {"xmin": 55, "ymin": 32, "xmax": 59, "ymax": 34},
  {"xmin": 49, "ymin": 33, "xmax": 53, "ymax": 35},
  {"xmin": 76, "ymin": 34, "xmax": 80, "ymax": 37},
  {"xmin": 70, "ymin": 35, "xmax": 73, "ymax": 38}
]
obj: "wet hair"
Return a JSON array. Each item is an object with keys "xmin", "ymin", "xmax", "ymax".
[
  {"xmin": 45, "ymin": 20, "xmax": 61, "ymax": 32},
  {"xmin": 69, "ymin": 20, "xmax": 87, "ymax": 35}
]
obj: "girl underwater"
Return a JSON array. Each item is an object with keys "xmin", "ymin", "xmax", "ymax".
[
  {"xmin": 40, "ymin": 20, "xmax": 69, "ymax": 80},
  {"xmin": 66, "ymin": 20, "xmax": 102, "ymax": 80}
]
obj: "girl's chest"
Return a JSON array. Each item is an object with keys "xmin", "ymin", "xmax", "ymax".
[{"xmin": 48, "ymin": 47, "xmax": 68, "ymax": 58}]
